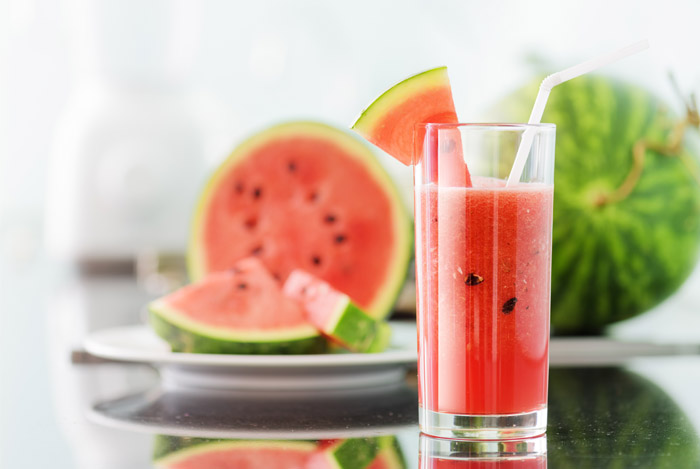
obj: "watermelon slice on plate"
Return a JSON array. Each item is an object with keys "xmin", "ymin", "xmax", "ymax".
[
  {"xmin": 283, "ymin": 269, "xmax": 389, "ymax": 353},
  {"xmin": 188, "ymin": 121, "xmax": 412, "ymax": 320},
  {"xmin": 351, "ymin": 66, "xmax": 459, "ymax": 166},
  {"xmin": 149, "ymin": 258, "xmax": 325, "ymax": 355}
]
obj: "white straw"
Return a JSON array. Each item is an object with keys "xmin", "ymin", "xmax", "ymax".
[{"xmin": 506, "ymin": 39, "xmax": 650, "ymax": 186}]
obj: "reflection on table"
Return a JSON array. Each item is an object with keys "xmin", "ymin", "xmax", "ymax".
[
  {"xmin": 152, "ymin": 435, "xmax": 404, "ymax": 468},
  {"xmin": 65, "ymin": 358, "xmax": 700, "ymax": 468}
]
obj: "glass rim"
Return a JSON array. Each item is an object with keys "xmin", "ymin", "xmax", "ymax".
[{"xmin": 415, "ymin": 122, "xmax": 556, "ymax": 131}]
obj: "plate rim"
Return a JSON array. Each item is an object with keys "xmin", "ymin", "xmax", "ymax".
[{"xmin": 84, "ymin": 323, "xmax": 417, "ymax": 368}]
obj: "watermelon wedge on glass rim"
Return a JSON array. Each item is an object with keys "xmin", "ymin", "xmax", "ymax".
[
  {"xmin": 149, "ymin": 257, "xmax": 325, "ymax": 354},
  {"xmin": 351, "ymin": 66, "xmax": 471, "ymax": 188},
  {"xmin": 187, "ymin": 121, "xmax": 412, "ymax": 320}
]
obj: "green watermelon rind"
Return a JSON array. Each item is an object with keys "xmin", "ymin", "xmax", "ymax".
[
  {"xmin": 149, "ymin": 301, "xmax": 326, "ymax": 355},
  {"xmin": 365, "ymin": 322, "xmax": 392, "ymax": 354},
  {"xmin": 187, "ymin": 121, "xmax": 413, "ymax": 321},
  {"xmin": 351, "ymin": 66, "xmax": 450, "ymax": 135},
  {"xmin": 152, "ymin": 436, "xmax": 317, "ymax": 467},
  {"xmin": 322, "ymin": 296, "xmax": 381, "ymax": 353}
]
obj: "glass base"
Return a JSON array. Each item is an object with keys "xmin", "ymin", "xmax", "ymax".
[{"xmin": 419, "ymin": 406, "xmax": 547, "ymax": 440}]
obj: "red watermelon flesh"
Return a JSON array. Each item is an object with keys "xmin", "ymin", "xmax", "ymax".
[
  {"xmin": 352, "ymin": 67, "xmax": 459, "ymax": 166},
  {"xmin": 352, "ymin": 67, "xmax": 471, "ymax": 187},
  {"xmin": 189, "ymin": 122, "xmax": 412, "ymax": 320},
  {"xmin": 164, "ymin": 258, "xmax": 306, "ymax": 330},
  {"xmin": 283, "ymin": 270, "xmax": 344, "ymax": 330},
  {"xmin": 157, "ymin": 445, "xmax": 312, "ymax": 469},
  {"xmin": 371, "ymin": 87, "xmax": 458, "ymax": 166}
]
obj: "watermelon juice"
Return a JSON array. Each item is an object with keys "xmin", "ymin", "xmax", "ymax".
[{"xmin": 414, "ymin": 123, "xmax": 555, "ymax": 439}]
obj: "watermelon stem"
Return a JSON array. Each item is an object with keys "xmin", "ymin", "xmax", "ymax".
[{"xmin": 596, "ymin": 106, "xmax": 700, "ymax": 207}]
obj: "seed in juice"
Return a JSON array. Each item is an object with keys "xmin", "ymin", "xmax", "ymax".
[
  {"xmin": 502, "ymin": 297, "xmax": 518, "ymax": 314},
  {"xmin": 465, "ymin": 273, "xmax": 484, "ymax": 286}
]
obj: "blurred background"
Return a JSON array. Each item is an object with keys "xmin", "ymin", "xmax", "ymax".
[{"xmin": 2, "ymin": 0, "xmax": 700, "ymax": 466}]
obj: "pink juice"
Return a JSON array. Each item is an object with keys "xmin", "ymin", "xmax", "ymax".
[{"xmin": 416, "ymin": 177, "xmax": 554, "ymax": 416}]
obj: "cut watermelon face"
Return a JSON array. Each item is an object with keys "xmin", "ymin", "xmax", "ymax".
[
  {"xmin": 352, "ymin": 66, "xmax": 459, "ymax": 166},
  {"xmin": 188, "ymin": 122, "xmax": 412, "ymax": 320},
  {"xmin": 283, "ymin": 269, "xmax": 388, "ymax": 353},
  {"xmin": 153, "ymin": 438, "xmax": 317, "ymax": 469},
  {"xmin": 149, "ymin": 258, "xmax": 325, "ymax": 354}
]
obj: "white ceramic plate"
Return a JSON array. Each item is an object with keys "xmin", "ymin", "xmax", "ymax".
[{"xmin": 84, "ymin": 322, "xmax": 417, "ymax": 391}]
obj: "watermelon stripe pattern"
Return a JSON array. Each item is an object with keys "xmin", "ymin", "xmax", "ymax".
[{"xmin": 497, "ymin": 75, "xmax": 700, "ymax": 333}]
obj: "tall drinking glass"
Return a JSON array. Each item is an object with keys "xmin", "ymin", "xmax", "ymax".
[{"xmin": 414, "ymin": 123, "xmax": 555, "ymax": 439}]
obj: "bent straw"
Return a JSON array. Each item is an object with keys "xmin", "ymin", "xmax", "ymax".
[{"xmin": 506, "ymin": 39, "xmax": 650, "ymax": 186}]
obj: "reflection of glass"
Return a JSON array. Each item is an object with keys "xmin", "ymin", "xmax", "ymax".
[
  {"xmin": 548, "ymin": 368, "xmax": 700, "ymax": 467},
  {"xmin": 414, "ymin": 124, "xmax": 555, "ymax": 439},
  {"xmin": 420, "ymin": 434, "xmax": 546, "ymax": 468},
  {"xmin": 152, "ymin": 435, "xmax": 406, "ymax": 468}
]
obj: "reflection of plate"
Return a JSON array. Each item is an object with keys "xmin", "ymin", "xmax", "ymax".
[
  {"xmin": 84, "ymin": 322, "xmax": 417, "ymax": 391},
  {"xmin": 88, "ymin": 384, "xmax": 418, "ymax": 439}
]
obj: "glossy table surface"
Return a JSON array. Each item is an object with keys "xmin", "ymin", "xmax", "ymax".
[{"xmin": 27, "ymin": 352, "xmax": 700, "ymax": 468}]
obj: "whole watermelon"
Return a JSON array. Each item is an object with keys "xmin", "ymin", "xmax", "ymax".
[{"xmin": 497, "ymin": 75, "xmax": 700, "ymax": 334}]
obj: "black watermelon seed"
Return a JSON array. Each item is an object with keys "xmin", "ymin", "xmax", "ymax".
[
  {"xmin": 237, "ymin": 283, "xmax": 247, "ymax": 290},
  {"xmin": 502, "ymin": 297, "xmax": 518, "ymax": 314},
  {"xmin": 312, "ymin": 256, "xmax": 321, "ymax": 266},
  {"xmin": 324, "ymin": 214, "xmax": 336, "ymax": 224},
  {"xmin": 251, "ymin": 245, "xmax": 263, "ymax": 255},
  {"xmin": 526, "ymin": 306, "xmax": 530, "ymax": 310},
  {"xmin": 464, "ymin": 273, "xmax": 484, "ymax": 286},
  {"xmin": 235, "ymin": 182, "xmax": 244, "ymax": 194},
  {"xmin": 252, "ymin": 187, "xmax": 262, "ymax": 199},
  {"xmin": 244, "ymin": 217, "xmax": 257, "ymax": 229},
  {"xmin": 288, "ymin": 161, "xmax": 297, "ymax": 172},
  {"xmin": 334, "ymin": 234, "xmax": 347, "ymax": 244},
  {"xmin": 272, "ymin": 273, "xmax": 281, "ymax": 281}
]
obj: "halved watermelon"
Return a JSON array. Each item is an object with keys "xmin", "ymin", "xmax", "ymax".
[
  {"xmin": 283, "ymin": 269, "xmax": 387, "ymax": 353},
  {"xmin": 149, "ymin": 258, "xmax": 325, "ymax": 354},
  {"xmin": 153, "ymin": 437, "xmax": 317, "ymax": 469},
  {"xmin": 188, "ymin": 122, "xmax": 412, "ymax": 320},
  {"xmin": 352, "ymin": 66, "xmax": 459, "ymax": 166}
]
